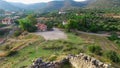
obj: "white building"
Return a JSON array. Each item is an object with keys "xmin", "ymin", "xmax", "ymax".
[
  {"xmin": 58, "ymin": 11, "xmax": 66, "ymax": 14},
  {"xmin": 62, "ymin": 21, "xmax": 68, "ymax": 25}
]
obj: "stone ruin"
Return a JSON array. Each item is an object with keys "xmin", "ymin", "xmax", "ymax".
[
  {"xmin": 68, "ymin": 53, "xmax": 111, "ymax": 68},
  {"xmin": 30, "ymin": 53, "xmax": 111, "ymax": 68}
]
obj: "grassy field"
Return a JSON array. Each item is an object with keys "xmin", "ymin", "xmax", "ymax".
[
  {"xmin": 0, "ymin": 32, "xmax": 120, "ymax": 68},
  {"xmin": 0, "ymin": 33, "xmax": 85, "ymax": 68}
]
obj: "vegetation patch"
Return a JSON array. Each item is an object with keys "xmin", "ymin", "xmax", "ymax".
[{"xmin": 0, "ymin": 32, "xmax": 120, "ymax": 67}]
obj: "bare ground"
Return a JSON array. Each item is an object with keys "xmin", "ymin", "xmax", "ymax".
[{"xmin": 34, "ymin": 28, "xmax": 67, "ymax": 40}]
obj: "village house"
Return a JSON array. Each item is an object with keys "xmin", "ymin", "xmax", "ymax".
[
  {"xmin": 13, "ymin": 16, "xmax": 20, "ymax": 19},
  {"xmin": 62, "ymin": 20, "xmax": 68, "ymax": 25},
  {"xmin": 58, "ymin": 11, "xmax": 66, "ymax": 14},
  {"xmin": 36, "ymin": 23, "xmax": 47, "ymax": 31},
  {"xmin": 58, "ymin": 9, "xmax": 66, "ymax": 14},
  {"xmin": 2, "ymin": 18, "xmax": 13, "ymax": 25}
]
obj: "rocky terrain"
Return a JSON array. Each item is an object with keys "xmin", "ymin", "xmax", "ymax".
[{"xmin": 31, "ymin": 53, "xmax": 111, "ymax": 68}]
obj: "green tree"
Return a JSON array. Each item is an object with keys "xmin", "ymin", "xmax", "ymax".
[
  {"xmin": 108, "ymin": 32, "xmax": 119, "ymax": 41},
  {"xmin": 45, "ymin": 21, "xmax": 53, "ymax": 30},
  {"xmin": 26, "ymin": 14, "xmax": 37, "ymax": 25},
  {"xmin": 65, "ymin": 19, "xmax": 79, "ymax": 32},
  {"xmin": 19, "ymin": 18, "xmax": 37, "ymax": 32}
]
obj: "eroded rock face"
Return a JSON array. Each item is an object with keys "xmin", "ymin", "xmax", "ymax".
[{"xmin": 30, "ymin": 53, "xmax": 111, "ymax": 68}]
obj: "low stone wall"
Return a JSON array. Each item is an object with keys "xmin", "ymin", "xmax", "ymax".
[{"xmin": 30, "ymin": 53, "xmax": 111, "ymax": 68}]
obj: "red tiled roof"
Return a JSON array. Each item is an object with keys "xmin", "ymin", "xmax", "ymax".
[{"xmin": 37, "ymin": 23, "xmax": 47, "ymax": 31}]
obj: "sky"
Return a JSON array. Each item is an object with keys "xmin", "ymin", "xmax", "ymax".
[{"xmin": 5, "ymin": 0, "xmax": 86, "ymax": 4}]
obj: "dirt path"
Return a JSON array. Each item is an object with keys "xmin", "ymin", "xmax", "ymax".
[
  {"xmin": 77, "ymin": 31, "xmax": 120, "ymax": 53},
  {"xmin": 76, "ymin": 31, "xmax": 120, "ymax": 38},
  {"xmin": 34, "ymin": 28, "xmax": 67, "ymax": 40}
]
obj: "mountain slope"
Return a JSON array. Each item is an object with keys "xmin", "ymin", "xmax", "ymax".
[
  {"xmin": 0, "ymin": 0, "xmax": 87, "ymax": 11},
  {"xmin": 10, "ymin": 2, "xmax": 47, "ymax": 10},
  {"xmin": 43, "ymin": 1, "xmax": 64, "ymax": 12},
  {"xmin": 43, "ymin": 0, "xmax": 88, "ymax": 12},
  {"xmin": 86, "ymin": 0, "xmax": 120, "ymax": 9},
  {"xmin": 0, "ymin": 0, "xmax": 20, "ymax": 11}
]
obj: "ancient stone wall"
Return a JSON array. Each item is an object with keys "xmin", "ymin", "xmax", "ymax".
[
  {"xmin": 68, "ymin": 53, "xmax": 111, "ymax": 68},
  {"xmin": 30, "ymin": 53, "xmax": 111, "ymax": 68}
]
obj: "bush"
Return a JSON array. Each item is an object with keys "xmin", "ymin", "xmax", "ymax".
[
  {"xmin": 58, "ymin": 24, "xmax": 64, "ymax": 28},
  {"xmin": 41, "ymin": 44, "xmax": 63, "ymax": 50},
  {"xmin": 48, "ymin": 55, "xmax": 57, "ymax": 61},
  {"xmin": 88, "ymin": 45, "xmax": 102, "ymax": 55},
  {"xmin": 0, "ymin": 24, "xmax": 7, "ymax": 27},
  {"xmin": 104, "ymin": 50, "xmax": 120, "ymax": 63},
  {"xmin": 89, "ymin": 24, "xmax": 99, "ymax": 33},
  {"xmin": 7, "ymin": 50, "xmax": 18, "ymax": 57},
  {"xmin": 108, "ymin": 32, "xmax": 119, "ymax": 41},
  {"xmin": 0, "ymin": 29, "xmax": 9, "ymax": 35},
  {"xmin": 14, "ymin": 31, "xmax": 22, "ymax": 37},
  {"xmin": 45, "ymin": 21, "xmax": 53, "ymax": 30},
  {"xmin": 62, "ymin": 45, "xmax": 77, "ymax": 52},
  {"xmin": 2, "ymin": 45, "xmax": 12, "ymax": 51}
]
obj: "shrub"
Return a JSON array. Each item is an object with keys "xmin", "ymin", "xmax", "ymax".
[
  {"xmin": 7, "ymin": 50, "xmax": 18, "ymax": 57},
  {"xmin": 89, "ymin": 24, "xmax": 99, "ymax": 33},
  {"xmin": 0, "ymin": 24, "xmax": 7, "ymax": 27},
  {"xmin": 48, "ymin": 55, "xmax": 57, "ymax": 61},
  {"xmin": 2, "ymin": 45, "xmax": 12, "ymax": 51},
  {"xmin": 14, "ymin": 31, "xmax": 22, "ymax": 37},
  {"xmin": 104, "ymin": 50, "xmax": 120, "ymax": 63},
  {"xmin": 58, "ymin": 24, "xmax": 65, "ymax": 28},
  {"xmin": 0, "ymin": 29, "xmax": 9, "ymax": 35},
  {"xmin": 62, "ymin": 45, "xmax": 77, "ymax": 52},
  {"xmin": 88, "ymin": 45, "xmax": 102, "ymax": 55},
  {"xmin": 45, "ymin": 21, "xmax": 54, "ymax": 30},
  {"xmin": 42, "ymin": 44, "xmax": 63, "ymax": 50},
  {"xmin": 108, "ymin": 32, "xmax": 119, "ymax": 41}
]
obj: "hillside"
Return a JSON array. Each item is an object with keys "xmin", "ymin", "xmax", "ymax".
[
  {"xmin": 1, "ymin": 0, "xmax": 120, "ymax": 11},
  {"xmin": 0, "ymin": 32, "xmax": 120, "ymax": 67},
  {"xmin": 0, "ymin": 0, "xmax": 88, "ymax": 11},
  {"xmin": 10, "ymin": 2, "xmax": 47, "ymax": 10},
  {"xmin": 86, "ymin": 0, "xmax": 120, "ymax": 9},
  {"xmin": 0, "ymin": 0, "xmax": 20, "ymax": 11},
  {"xmin": 41, "ymin": 0, "xmax": 88, "ymax": 12}
]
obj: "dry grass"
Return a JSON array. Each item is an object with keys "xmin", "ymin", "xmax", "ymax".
[
  {"xmin": 0, "ymin": 34, "xmax": 44, "ymax": 57},
  {"xmin": 0, "ymin": 51, "xmax": 8, "ymax": 57},
  {"xmin": 79, "ymin": 33, "xmax": 120, "ymax": 53}
]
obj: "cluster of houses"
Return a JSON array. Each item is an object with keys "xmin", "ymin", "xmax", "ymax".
[
  {"xmin": 1, "ymin": 17, "xmax": 13, "ymax": 25},
  {"xmin": 0, "ymin": 10, "xmax": 68, "ymax": 31},
  {"xmin": 0, "ymin": 16, "xmax": 20, "ymax": 25},
  {"xmin": 0, "ymin": 11, "xmax": 16, "ymax": 17}
]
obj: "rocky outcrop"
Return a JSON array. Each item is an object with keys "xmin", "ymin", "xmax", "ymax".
[
  {"xmin": 30, "ymin": 58, "xmax": 68, "ymax": 68},
  {"xmin": 30, "ymin": 53, "xmax": 111, "ymax": 68}
]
